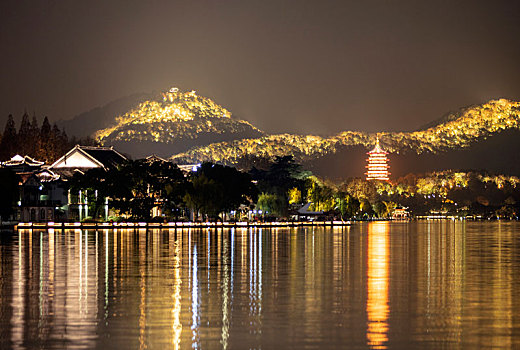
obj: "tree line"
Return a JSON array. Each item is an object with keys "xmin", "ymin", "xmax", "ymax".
[
  {"xmin": 4, "ymin": 146, "xmax": 520, "ymax": 222},
  {"xmin": 0, "ymin": 112, "xmax": 97, "ymax": 162},
  {"xmin": 70, "ymin": 159, "xmax": 258, "ymax": 221},
  {"xmin": 69, "ymin": 155, "xmax": 393, "ymax": 222},
  {"xmin": 69, "ymin": 155, "xmax": 520, "ymax": 222}
]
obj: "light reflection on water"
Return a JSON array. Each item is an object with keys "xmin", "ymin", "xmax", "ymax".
[
  {"xmin": 366, "ymin": 221, "xmax": 389, "ymax": 349},
  {"xmin": 1, "ymin": 222, "xmax": 520, "ymax": 349}
]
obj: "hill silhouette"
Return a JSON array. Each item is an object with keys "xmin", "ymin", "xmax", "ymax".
[
  {"xmin": 58, "ymin": 92, "xmax": 153, "ymax": 138},
  {"xmin": 57, "ymin": 90, "xmax": 520, "ymax": 178},
  {"xmin": 305, "ymin": 128, "xmax": 520, "ymax": 179},
  {"xmin": 170, "ymin": 99, "xmax": 520, "ymax": 178}
]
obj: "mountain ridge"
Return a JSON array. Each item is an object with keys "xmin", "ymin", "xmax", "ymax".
[
  {"xmin": 57, "ymin": 89, "xmax": 520, "ymax": 177},
  {"xmin": 170, "ymin": 99, "xmax": 520, "ymax": 166}
]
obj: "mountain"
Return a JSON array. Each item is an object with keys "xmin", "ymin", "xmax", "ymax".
[
  {"xmin": 169, "ymin": 99, "xmax": 520, "ymax": 177},
  {"xmin": 61, "ymin": 90, "xmax": 520, "ymax": 178},
  {"xmin": 58, "ymin": 92, "xmax": 153, "ymax": 138},
  {"xmin": 302, "ymin": 128, "xmax": 520, "ymax": 179},
  {"xmin": 93, "ymin": 88, "xmax": 264, "ymax": 158}
]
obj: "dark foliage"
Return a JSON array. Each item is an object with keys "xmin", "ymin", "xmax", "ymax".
[
  {"xmin": 0, "ymin": 113, "xmax": 98, "ymax": 162},
  {"xmin": 0, "ymin": 168, "xmax": 19, "ymax": 221},
  {"xmin": 71, "ymin": 159, "xmax": 189, "ymax": 220},
  {"xmin": 185, "ymin": 162, "xmax": 257, "ymax": 220}
]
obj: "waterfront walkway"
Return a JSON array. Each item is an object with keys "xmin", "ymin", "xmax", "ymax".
[{"xmin": 16, "ymin": 220, "xmax": 351, "ymax": 230}]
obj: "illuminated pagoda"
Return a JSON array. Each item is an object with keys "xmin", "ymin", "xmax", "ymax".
[{"xmin": 365, "ymin": 137, "xmax": 390, "ymax": 181}]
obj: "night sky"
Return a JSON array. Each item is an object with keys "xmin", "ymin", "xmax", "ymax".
[{"xmin": 1, "ymin": 0, "xmax": 519, "ymax": 135}]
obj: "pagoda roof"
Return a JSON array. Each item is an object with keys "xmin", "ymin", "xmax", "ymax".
[
  {"xmin": 368, "ymin": 138, "xmax": 387, "ymax": 154},
  {"xmin": 144, "ymin": 154, "xmax": 170, "ymax": 163}
]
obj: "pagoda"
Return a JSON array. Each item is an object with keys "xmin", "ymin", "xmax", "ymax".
[{"xmin": 365, "ymin": 137, "xmax": 390, "ymax": 181}]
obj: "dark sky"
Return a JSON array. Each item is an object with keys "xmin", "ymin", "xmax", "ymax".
[{"xmin": 1, "ymin": 0, "xmax": 519, "ymax": 135}]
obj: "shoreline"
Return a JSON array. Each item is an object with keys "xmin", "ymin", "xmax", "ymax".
[
  {"xmin": 7, "ymin": 216, "xmax": 515, "ymax": 231},
  {"xmin": 14, "ymin": 220, "xmax": 353, "ymax": 230}
]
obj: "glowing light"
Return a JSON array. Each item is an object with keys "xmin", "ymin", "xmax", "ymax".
[
  {"xmin": 366, "ymin": 222, "xmax": 390, "ymax": 349},
  {"xmin": 170, "ymin": 99, "xmax": 520, "ymax": 166},
  {"xmin": 172, "ymin": 236, "xmax": 182, "ymax": 350},
  {"xmin": 94, "ymin": 87, "xmax": 259, "ymax": 146},
  {"xmin": 366, "ymin": 138, "xmax": 390, "ymax": 181}
]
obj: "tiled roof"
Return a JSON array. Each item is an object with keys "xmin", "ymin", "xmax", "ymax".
[{"xmin": 80, "ymin": 146, "xmax": 127, "ymax": 169}]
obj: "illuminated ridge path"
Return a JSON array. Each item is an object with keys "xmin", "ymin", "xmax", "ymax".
[{"xmin": 170, "ymin": 99, "xmax": 520, "ymax": 165}]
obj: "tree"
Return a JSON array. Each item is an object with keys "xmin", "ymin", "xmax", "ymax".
[
  {"xmin": 184, "ymin": 174, "xmax": 222, "ymax": 220},
  {"xmin": 252, "ymin": 156, "xmax": 309, "ymax": 198},
  {"xmin": 372, "ymin": 201, "xmax": 387, "ymax": 218},
  {"xmin": 383, "ymin": 201, "xmax": 398, "ymax": 218},
  {"xmin": 288, "ymin": 187, "xmax": 302, "ymax": 204},
  {"xmin": 71, "ymin": 159, "xmax": 190, "ymax": 221},
  {"xmin": 256, "ymin": 193, "xmax": 285, "ymax": 218},
  {"xmin": 185, "ymin": 162, "xmax": 257, "ymax": 220},
  {"xmin": 335, "ymin": 192, "xmax": 360, "ymax": 220},
  {"xmin": 250, "ymin": 156, "xmax": 309, "ymax": 216},
  {"xmin": 235, "ymin": 153, "xmax": 271, "ymax": 172},
  {"xmin": 18, "ymin": 112, "xmax": 31, "ymax": 155},
  {"xmin": 0, "ymin": 115, "xmax": 17, "ymax": 160},
  {"xmin": 307, "ymin": 177, "xmax": 335, "ymax": 211},
  {"xmin": 359, "ymin": 198, "xmax": 374, "ymax": 218},
  {"xmin": 144, "ymin": 159, "xmax": 187, "ymax": 218},
  {"xmin": 342, "ymin": 178, "xmax": 378, "ymax": 202},
  {"xmin": 27, "ymin": 114, "xmax": 40, "ymax": 157},
  {"xmin": 37, "ymin": 117, "xmax": 52, "ymax": 161}
]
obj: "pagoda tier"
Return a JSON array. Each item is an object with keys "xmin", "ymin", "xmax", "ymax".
[{"xmin": 365, "ymin": 138, "xmax": 390, "ymax": 181}]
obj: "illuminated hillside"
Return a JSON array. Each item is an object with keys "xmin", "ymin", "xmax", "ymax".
[
  {"xmin": 170, "ymin": 99, "xmax": 520, "ymax": 165},
  {"xmin": 95, "ymin": 88, "xmax": 264, "ymax": 156}
]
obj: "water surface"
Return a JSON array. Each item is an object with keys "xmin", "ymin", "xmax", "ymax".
[{"xmin": 1, "ymin": 221, "xmax": 520, "ymax": 349}]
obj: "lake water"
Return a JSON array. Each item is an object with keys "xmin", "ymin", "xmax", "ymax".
[{"xmin": 1, "ymin": 221, "xmax": 520, "ymax": 349}]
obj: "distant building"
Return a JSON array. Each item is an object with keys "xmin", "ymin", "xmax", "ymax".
[
  {"xmin": 2, "ymin": 154, "xmax": 44, "ymax": 174},
  {"xmin": 18, "ymin": 170, "xmax": 68, "ymax": 222},
  {"xmin": 0, "ymin": 155, "xmax": 70, "ymax": 222},
  {"xmin": 295, "ymin": 202, "xmax": 325, "ymax": 221},
  {"xmin": 144, "ymin": 154, "xmax": 169, "ymax": 164},
  {"xmin": 49, "ymin": 144, "xmax": 127, "ymax": 173},
  {"xmin": 177, "ymin": 163, "xmax": 201, "ymax": 173},
  {"xmin": 47, "ymin": 145, "xmax": 128, "ymax": 221},
  {"xmin": 3, "ymin": 146, "xmax": 131, "ymax": 222},
  {"xmin": 366, "ymin": 138, "xmax": 390, "ymax": 181},
  {"xmin": 392, "ymin": 206, "xmax": 409, "ymax": 220}
]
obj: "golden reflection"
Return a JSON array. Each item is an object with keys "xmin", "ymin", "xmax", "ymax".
[
  {"xmin": 366, "ymin": 222, "xmax": 390, "ymax": 349},
  {"xmin": 171, "ymin": 230, "xmax": 182, "ymax": 350},
  {"xmin": 6, "ymin": 225, "xmax": 520, "ymax": 348},
  {"xmin": 191, "ymin": 243, "xmax": 200, "ymax": 348},
  {"xmin": 12, "ymin": 229, "xmax": 27, "ymax": 347},
  {"xmin": 221, "ymin": 230, "xmax": 230, "ymax": 349},
  {"xmin": 49, "ymin": 230, "xmax": 54, "ymax": 303},
  {"xmin": 139, "ymin": 229, "xmax": 147, "ymax": 350}
]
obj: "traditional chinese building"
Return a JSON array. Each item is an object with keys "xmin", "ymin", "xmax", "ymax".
[
  {"xmin": 392, "ymin": 206, "xmax": 409, "ymax": 220},
  {"xmin": 2, "ymin": 154, "xmax": 44, "ymax": 174},
  {"xmin": 366, "ymin": 138, "xmax": 390, "ymax": 181},
  {"xmin": 49, "ymin": 144, "xmax": 127, "ymax": 173},
  {"xmin": 49, "ymin": 145, "xmax": 128, "ymax": 221}
]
